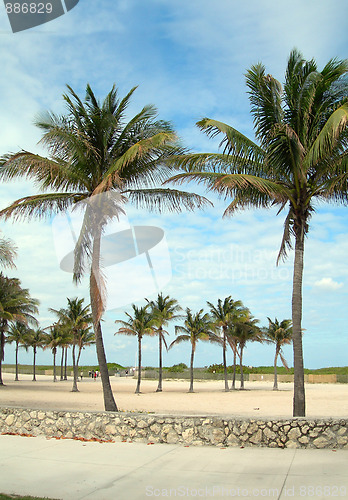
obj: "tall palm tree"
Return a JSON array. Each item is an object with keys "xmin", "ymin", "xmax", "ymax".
[
  {"xmin": 0, "ymin": 273, "xmax": 39, "ymax": 385},
  {"xmin": 44, "ymin": 323, "xmax": 64, "ymax": 382},
  {"xmin": 26, "ymin": 328, "xmax": 46, "ymax": 381},
  {"xmin": 233, "ymin": 314, "xmax": 262, "ymax": 389},
  {"xmin": 50, "ymin": 297, "xmax": 92, "ymax": 392},
  {"xmin": 147, "ymin": 293, "xmax": 182, "ymax": 392},
  {"xmin": 207, "ymin": 296, "xmax": 244, "ymax": 391},
  {"xmin": 0, "ymin": 84, "xmax": 209, "ymax": 411},
  {"xmin": 169, "ymin": 308, "xmax": 221, "ymax": 393},
  {"xmin": 265, "ymin": 317, "xmax": 293, "ymax": 390},
  {"xmin": 167, "ymin": 50, "xmax": 348, "ymax": 416},
  {"xmin": 115, "ymin": 304, "xmax": 156, "ymax": 394},
  {"xmin": 6, "ymin": 322, "xmax": 31, "ymax": 381}
]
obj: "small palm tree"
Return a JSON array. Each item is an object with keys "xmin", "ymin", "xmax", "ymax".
[
  {"xmin": 115, "ymin": 304, "xmax": 156, "ymax": 394},
  {"xmin": 26, "ymin": 328, "xmax": 46, "ymax": 381},
  {"xmin": 170, "ymin": 308, "xmax": 221, "ymax": 393},
  {"xmin": 76, "ymin": 329, "xmax": 95, "ymax": 373},
  {"xmin": 233, "ymin": 314, "xmax": 262, "ymax": 389},
  {"xmin": 50, "ymin": 297, "xmax": 92, "ymax": 392},
  {"xmin": 6, "ymin": 322, "xmax": 31, "ymax": 381},
  {"xmin": 265, "ymin": 317, "xmax": 293, "ymax": 390},
  {"xmin": 147, "ymin": 293, "xmax": 182, "ymax": 392},
  {"xmin": 0, "ymin": 84, "xmax": 209, "ymax": 411},
  {"xmin": 44, "ymin": 324, "xmax": 64, "ymax": 382},
  {"xmin": 207, "ymin": 297, "xmax": 244, "ymax": 391},
  {"xmin": 0, "ymin": 273, "xmax": 39, "ymax": 385}
]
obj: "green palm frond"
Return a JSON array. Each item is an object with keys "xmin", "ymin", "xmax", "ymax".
[
  {"xmin": 305, "ymin": 103, "xmax": 348, "ymax": 168},
  {"xmin": 124, "ymin": 187, "xmax": 212, "ymax": 213},
  {"xmin": 0, "ymin": 192, "xmax": 82, "ymax": 221}
]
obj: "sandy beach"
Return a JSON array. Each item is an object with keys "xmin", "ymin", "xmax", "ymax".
[{"xmin": 1, "ymin": 372, "xmax": 347, "ymax": 419}]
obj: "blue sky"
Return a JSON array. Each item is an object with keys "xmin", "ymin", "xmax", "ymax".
[{"xmin": 1, "ymin": 0, "xmax": 348, "ymax": 370}]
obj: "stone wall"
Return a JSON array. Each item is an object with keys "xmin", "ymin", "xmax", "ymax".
[{"xmin": 1, "ymin": 407, "xmax": 347, "ymax": 449}]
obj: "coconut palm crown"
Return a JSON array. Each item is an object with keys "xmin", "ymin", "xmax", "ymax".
[
  {"xmin": 0, "ymin": 84, "xmax": 210, "ymax": 411},
  {"xmin": 167, "ymin": 49, "xmax": 348, "ymax": 416}
]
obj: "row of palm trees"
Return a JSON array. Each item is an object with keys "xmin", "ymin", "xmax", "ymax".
[
  {"xmin": 0, "ymin": 50, "xmax": 346, "ymax": 416},
  {"xmin": 1, "ymin": 284, "xmax": 95, "ymax": 392},
  {"xmin": 115, "ymin": 293, "xmax": 293, "ymax": 394}
]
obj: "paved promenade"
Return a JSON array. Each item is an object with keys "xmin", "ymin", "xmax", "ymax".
[{"xmin": 0, "ymin": 434, "xmax": 347, "ymax": 499}]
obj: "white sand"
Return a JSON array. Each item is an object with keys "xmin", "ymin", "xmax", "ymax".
[{"xmin": 1, "ymin": 372, "xmax": 347, "ymax": 418}]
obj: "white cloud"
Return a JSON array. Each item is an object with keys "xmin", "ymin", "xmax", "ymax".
[{"xmin": 313, "ymin": 277, "xmax": 344, "ymax": 291}]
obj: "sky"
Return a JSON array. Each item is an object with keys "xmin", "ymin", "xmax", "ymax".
[{"xmin": 0, "ymin": 0, "xmax": 348, "ymax": 370}]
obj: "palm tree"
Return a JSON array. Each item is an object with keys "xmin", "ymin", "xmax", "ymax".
[
  {"xmin": 167, "ymin": 50, "xmax": 348, "ymax": 416},
  {"xmin": 58, "ymin": 327, "xmax": 72, "ymax": 381},
  {"xmin": 76, "ymin": 329, "xmax": 95, "ymax": 375},
  {"xmin": 0, "ymin": 233, "xmax": 17, "ymax": 270},
  {"xmin": 26, "ymin": 328, "xmax": 46, "ymax": 381},
  {"xmin": 0, "ymin": 273, "xmax": 39, "ymax": 385},
  {"xmin": 169, "ymin": 308, "xmax": 221, "ymax": 393},
  {"xmin": 265, "ymin": 317, "xmax": 293, "ymax": 390},
  {"xmin": 207, "ymin": 296, "xmax": 244, "ymax": 391},
  {"xmin": 147, "ymin": 293, "xmax": 182, "ymax": 392},
  {"xmin": 50, "ymin": 297, "xmax": 92, "ymax": 392},
  {"xmin": 44, "ymin": 323, "xmax": 64, "ymax": 382},
  {"xmin": 6, "ymin": 322, "xmax": 31, "ymax": 381},
  {"xmin": 115, "ymin": 304, "xmax": 156, "ymax": 394},
  {"xmin": 0, "ymin": 84, "xmax": 209, "ymax": 411},
  {"xmin": 233, "ymin": 314, "xmax": 262, "ymax": 389}
]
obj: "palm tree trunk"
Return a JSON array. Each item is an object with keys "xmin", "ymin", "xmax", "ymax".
[
  {"xmin": 135, "ymin": 335, "xmax": 142, "ymax": 394},
  {"xmin": 15, "ymin": 341, "xmax": 19, "ymax": 381},
  {"xmin": 292, "ymin": 233, "xmax": 306, "ymax": 417},
  {"xmin": 53, "ymin": 348, "xmax": 57, "ymax": 382},
  {"xmin": 231, "ymin": 344, "xmax": 237, "ymax": 390},
  {"xmin": 71, "ymin": 343, "xmax": 79, "ymax": 392},
  {"xmin": 0, "ymin": 331, "xmax": 5, "ymax": 386},
  {"xmin": 189, "ymin": 344, "xmax": 195, "ymax": 393},
  {"xmin": 273, "ymin": 348, "xmax": 279, "ymax": 390},
  {"xmin": 156, "ymin": 331, "xmax": 163, "ymax": 392},
  {"xmin": 222, "ymin": 328, "xmax": 229, "ymax": 391},
  {"xmin": 32, "ymin": 346, "xmax": 36, "ymax": 381},
  {"xmin": 64, "ymin": 347, "xmax": 68, "ymax": 380},
  {"xmin": 60, "ymin": 347, "xmax": 64, "ymax": 380},
  {"xmin": 240, "ymin": 345, "xmax": 245, "ymax": 390},
  {"xmin": 90, "ymin": 233, "xmax": 118, "ymax": 411}
]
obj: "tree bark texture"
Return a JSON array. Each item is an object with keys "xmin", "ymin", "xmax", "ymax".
[
  {"xmin": 222, "ymin": 328, "xmax": 229, "ymax": 391},
  {"xmin": 135, "ymin": 335, "xmax": 142, "ymax": 394},
  {"xmin": 156, "ymin": 331, "xmax": 163, "ymax": 392},
  {"xmin": 189, "ymin": 344, "xmax": 195, "ymax": 393},
  {"xmin": 90, "ymin": 233, "xmax": 118, "ymax": 411},
  {"xmin": 292, "ymin": 233, "xmax": 306, "ymax": 416}
]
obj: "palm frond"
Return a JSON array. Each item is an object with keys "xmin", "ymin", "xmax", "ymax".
[
  {"xmin": 124, "ymin": 187, "xmax": 212, "ymax": 213},
  {"xmin": 305, "ymin": 102, "xmax": 348, "ymax": 167},
  {"xmin": 0, "ymin": 193, "xmax": 82, "ymax": 221}
]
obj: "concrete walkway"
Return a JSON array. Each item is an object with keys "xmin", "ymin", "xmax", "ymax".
[{"xmin": 0, "ymin": 435, "xmax": 347, "ymax": 499}]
